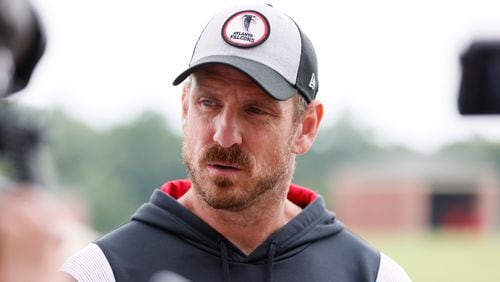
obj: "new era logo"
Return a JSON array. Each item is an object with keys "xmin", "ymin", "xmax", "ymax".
[{"xmin": 308, "ymin": 73, "xmax": 317, "ymax": 90}]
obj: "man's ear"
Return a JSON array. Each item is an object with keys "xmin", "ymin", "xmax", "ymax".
[
  {"xmin": 291, "ymin": 100, "xmax": 324, "ymax": 155},
  {"xmin": 181, "ymin": 85, "xmax": 189, "ymax": 130}
]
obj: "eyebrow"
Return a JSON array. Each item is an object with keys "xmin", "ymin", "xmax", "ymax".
[
  {"xmin": 191, "ymin": 75, "xmax": 284, "ymax": 107},
  {"xmin": 190, "ymin": 85, "xmax": 219, "ymax": 99}
]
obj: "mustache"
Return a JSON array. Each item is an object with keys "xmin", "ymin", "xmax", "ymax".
[{"xmin": 200, "ymin": 145, "xmax": 251, "ymax": 168}]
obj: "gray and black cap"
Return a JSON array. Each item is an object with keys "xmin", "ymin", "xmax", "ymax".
[{"xmin": 172, "ymin": 4, "xmax": 319, "ymax": 103}]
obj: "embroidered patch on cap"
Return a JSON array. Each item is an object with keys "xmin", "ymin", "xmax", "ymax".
[{"xmin": 222, "ymin": 10, "xmax": 270, "ymax": 48}]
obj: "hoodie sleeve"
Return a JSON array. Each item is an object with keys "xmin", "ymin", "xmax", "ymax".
[
  {"xmin": 60, "ymin": 243, "xmax": 115, "ymax": 282},
  {"xmin": 375, "ymin": 252, "xmax": 412, "ymax": 282}
]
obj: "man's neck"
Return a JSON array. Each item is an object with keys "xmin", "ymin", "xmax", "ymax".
[{"xmin": 178, "ymin": 188, "xmax": 302, "ymax": 255}]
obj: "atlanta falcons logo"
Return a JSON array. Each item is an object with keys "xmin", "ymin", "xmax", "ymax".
[
  {"xmin": 222, "ymin": 10, "xmax": 270, "ymax": 48},
  {"xmin": 242, "ymin": 14, "xmax": 257, "ymax": 32}
]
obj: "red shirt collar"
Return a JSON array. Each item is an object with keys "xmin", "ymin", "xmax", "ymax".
[{"xmin": 160, "ymin": 179, "xmax": 317, "ymax": 208}]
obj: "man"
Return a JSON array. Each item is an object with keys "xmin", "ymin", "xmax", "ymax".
[{"xmin": 62, "ymin": 4, "xmax": 411, "ymax": 281}]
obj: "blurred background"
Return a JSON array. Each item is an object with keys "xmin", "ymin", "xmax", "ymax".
[{"xmin": 5, "ymin": 0, "xmax": 500, "ymax": 281}]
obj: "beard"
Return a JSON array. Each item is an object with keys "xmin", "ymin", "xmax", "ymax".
[{"xmin": 183, "ymin": 142, "xmax": 293, "ymax": 212}]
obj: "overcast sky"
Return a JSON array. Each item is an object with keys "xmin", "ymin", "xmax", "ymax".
[{"xmin": 13, "ymin": 0, "xmax": 500, "ymax": 153}]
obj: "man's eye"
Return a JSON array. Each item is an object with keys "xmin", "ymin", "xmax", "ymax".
[
  {"xmin": 200, "ymin": 99, "xmax": 217, "ymax": 108},
  {"xmin": 246, "ymin": 106, "xmax": 267, "ymax": 115}
]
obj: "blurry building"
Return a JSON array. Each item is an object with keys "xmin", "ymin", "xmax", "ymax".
[{"xmin": 330, "ymin": 156, "xmax": 500, "ymax": 233}]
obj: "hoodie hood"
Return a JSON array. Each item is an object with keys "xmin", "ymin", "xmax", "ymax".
[
  {"xmin": 131, "ymin": 180, "xmax": 345, "ymax": 281},
  {"xmin": 94, "ymin": 179, "xmax": 381, "ymax": 282}
]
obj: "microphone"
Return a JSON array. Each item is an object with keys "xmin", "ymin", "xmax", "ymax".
[{"xmin": 149, "ymin": 270, "xmax": 191, "ymax": 282}]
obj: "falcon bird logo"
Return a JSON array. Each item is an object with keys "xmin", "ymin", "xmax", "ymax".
[{"xmin": 242, "ymin": 14, "xmax": 257, "ymax": 32}]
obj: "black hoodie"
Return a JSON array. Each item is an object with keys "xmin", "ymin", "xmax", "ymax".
[{"xmin": 92, "ymin": 179, "xmax": 382, "ymax": 282}]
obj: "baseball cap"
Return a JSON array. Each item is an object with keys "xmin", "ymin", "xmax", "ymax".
[{"xmin": 172, "ymin": 4, "xmax": 318, "ymax": 103}]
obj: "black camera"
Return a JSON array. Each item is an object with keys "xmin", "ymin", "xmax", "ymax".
[
  {"xmin": 458, "ymin": 41, "xmax": 500, "ymax": 115},
  {"xmin": 0, "ymin": 103, "xmax": 43, "ymax": 185},
  {"xmin": 0, "ymin": 0, "xmax": 45, "ymax": 98},
  {"xmin": 0, "ymin": 0, "xmax": 46, "ymax": 187}
]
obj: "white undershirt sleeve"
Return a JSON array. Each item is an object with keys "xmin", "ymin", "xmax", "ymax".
[
  {"xmin": 375, "ymin": 252, "xmax": 412, "ymax": 282},
  {"xmin": 63, "ymin": 244, "xmax": 409, "ymax": 282},
  {"xmin": 60, "ymin": 243, "xmax": 115, "ymax": 282}
]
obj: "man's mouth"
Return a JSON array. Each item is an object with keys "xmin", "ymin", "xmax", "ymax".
[{"xmin": 209, "ymin": 163, "xmax": 241, "ymax": 170}]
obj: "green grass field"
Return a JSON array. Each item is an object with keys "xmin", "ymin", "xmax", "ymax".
[{"xmin": 364, "ymin": 231, "xmax": 500, "ymax": 282}]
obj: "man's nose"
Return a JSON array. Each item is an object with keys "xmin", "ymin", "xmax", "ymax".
[{"xmin": 213, "ymin": 110, "xmax": 242, "ymax": 148}]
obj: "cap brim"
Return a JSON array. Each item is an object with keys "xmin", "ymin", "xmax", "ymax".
[{"xmin": 172, "ymin": 55, "xmax": 296, "ymax": 101}]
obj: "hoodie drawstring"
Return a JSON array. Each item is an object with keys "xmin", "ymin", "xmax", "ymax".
[
  {"xmin": 266, "ymin": 242, "xmax": 277, "ymax": 282},
  {"xmin": 220, "ymin": 241, "xmax": 231, "ymax": 282},
  {"xmin": 220, "ymin": 241, "xmax": 276, "ymax": 282}
]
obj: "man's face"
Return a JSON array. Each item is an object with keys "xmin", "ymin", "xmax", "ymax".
[{"xmin": 182, "ymin": 64, "xmax": 300, "ymax": 211}]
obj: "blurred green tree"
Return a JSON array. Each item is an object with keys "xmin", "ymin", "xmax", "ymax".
[{"xmin": 46, "ymin": 110, "xmax": 185, "ymax": 232}]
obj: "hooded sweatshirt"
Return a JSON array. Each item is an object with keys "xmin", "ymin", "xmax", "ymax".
[{"xmin": 62, "ymin": 180, "xmax": 411, "ymax": 282}]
